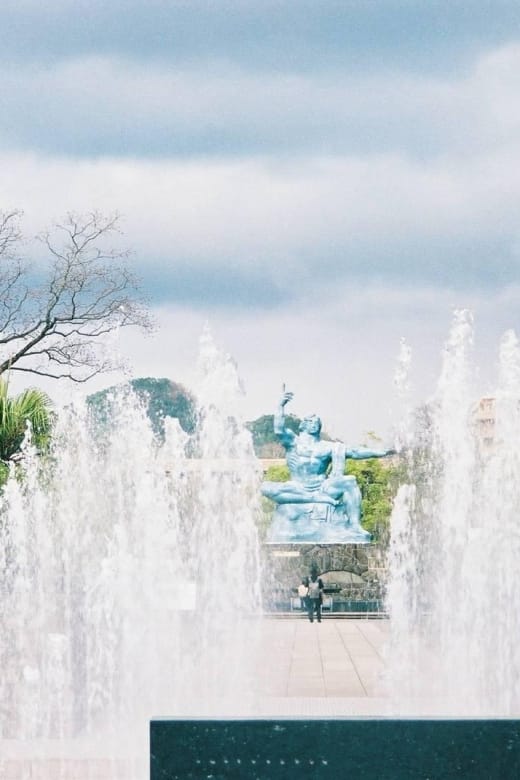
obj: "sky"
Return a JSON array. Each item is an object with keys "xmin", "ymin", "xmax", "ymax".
[{"xmin": 2, "ymin": 0, "xmax": 520, "ymax": 442}]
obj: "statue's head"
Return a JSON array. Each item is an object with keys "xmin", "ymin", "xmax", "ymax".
[{"xmin": 299, "ymin": 415, "xmax": 322, "ymax": 436}]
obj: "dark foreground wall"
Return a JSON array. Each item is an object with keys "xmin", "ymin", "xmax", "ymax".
[{"xmin": 151, "ymin": 718, "xmax": 520, "ymax": 779}]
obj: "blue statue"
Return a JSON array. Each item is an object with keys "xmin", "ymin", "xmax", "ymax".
[{"xmin": 262, "ymin": 390, "xmax": 395, "ymax": 544}]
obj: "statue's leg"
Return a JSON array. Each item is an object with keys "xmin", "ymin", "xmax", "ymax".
[
  {"xmin": 322, "ymin": 475, "xmax": 356, "ymax": 501},
  {"xmin": 261, "ymin": 481, "xmax": 300, "ymax": 502},
  {"xmin": 341, "ymin": 479, "xmax": 362, "ymax": 527},
  {"xmin": 261, "ymin": 480, "xmax": 337, "ymax": 505}
]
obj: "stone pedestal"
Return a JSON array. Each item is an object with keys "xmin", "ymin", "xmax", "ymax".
[
  {"xmin": 261, "ymin": 542, "xmax": 386, "ymax": 611},
  {"xmin": 267, "ymin": 504, "xmax": 370, "ymax": 544}
]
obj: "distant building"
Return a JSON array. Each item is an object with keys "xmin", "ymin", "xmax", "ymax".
[{"xmin": 474, "ymin": 397, "xmax": 496, "ymax": 450}]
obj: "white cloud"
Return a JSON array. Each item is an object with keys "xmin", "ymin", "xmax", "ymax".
[
  {"xmin": 2, "ymin": 45, "xmax": 520, "ymax": 158},
  {"xmin": 2, "ymin": 44, "xmax": 520, "ymax": 294},
  {"xmin": 2, "ymin": 143, "xmax": 520, "ymax": 293}
]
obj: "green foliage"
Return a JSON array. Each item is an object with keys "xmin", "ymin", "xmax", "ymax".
[
  {"xmin": 258, "ymin": 496, "xmax": 276, "ymax": 541},
  {"xmin": 87, "ymin": 377, "xmax": 196, "ymax": 440},
  {"xmin": 346, "ymin": 458, "xmax": 404, "ymax": 542},
  {"xmin": 0, "ymin": 380, "xmax": 53, "ymax": 474},
  {"xmin": 130, "ymin": 377, "xmax": 196, "ymax": 437},
  {"xmin": 0, "ymin": 461, "xmax": 9, "ymax": 487},
  {"xmin": 264, "ymin": 463, "xmax": 290, "ymax": 482},
  {"xmin": 246, "ymin": 414, "xmax": 301, "ymax": 457},
  {"xmin": 256, "ymin": 464, "xmax": 291, "ymax": 541}
]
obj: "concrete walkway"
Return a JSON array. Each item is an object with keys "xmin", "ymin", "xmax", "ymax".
[{"xmin": 253, "ymin": 617, "xmax": 389, "ymax": 700}]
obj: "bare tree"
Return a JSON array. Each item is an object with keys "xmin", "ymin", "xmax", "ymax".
[{"xmin": 0, "ymin": 210, "xmax": 151, "ymax": 382}]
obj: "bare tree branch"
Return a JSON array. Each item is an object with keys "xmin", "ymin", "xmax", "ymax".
[
  {"xmin": 0, "ymin": 210, "xmax": 152, "ymax": 381},
  {"xmin": 0, "ymin": 210, "xmax": 23, "ymax": 258}
]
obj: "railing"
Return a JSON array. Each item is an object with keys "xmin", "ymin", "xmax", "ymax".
[
  {"xmin": 274, "ymin": 597, "xmax": 387, "ymax": 617},
  {"xmin": 289, "ymin": 596, "xmax": 333, "ymax": 611}
]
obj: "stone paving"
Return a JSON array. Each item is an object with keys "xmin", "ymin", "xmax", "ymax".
[{"xmin": 253, "ymin": 616, "xmax": 389, "ymax": 700}]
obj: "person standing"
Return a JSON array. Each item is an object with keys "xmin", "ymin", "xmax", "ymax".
[
  {"xmin": 298, "ymin": 577, "xmax": 309, "ymax": 610},
  {"xmin": 307, "ymin": 571, "xmax": 324, "ymax": 623}
]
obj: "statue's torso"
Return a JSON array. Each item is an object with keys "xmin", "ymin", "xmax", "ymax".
[{"xmin": 287, "ymin": 438, "xmax": 332, "ymax": 485}]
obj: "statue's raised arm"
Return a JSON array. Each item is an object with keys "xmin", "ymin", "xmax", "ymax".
[{"xmin": 273, "ymin": 389, "xmax": 296, "ymax": 448}]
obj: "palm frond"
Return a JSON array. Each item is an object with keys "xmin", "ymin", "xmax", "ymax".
[{"xmin": 0, "ymin": 380, "xmax": 53, "ymax": 461}]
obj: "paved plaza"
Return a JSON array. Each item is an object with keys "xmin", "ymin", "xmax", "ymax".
[{"xmin": 254, "ymin": 616, "xmax": 389, "ymax": 700}]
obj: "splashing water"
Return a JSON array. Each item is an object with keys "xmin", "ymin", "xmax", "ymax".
[
  {"xmin": 0, "ymin": 331, "xmax": 262, "ymax": 776},
  {"xmin": 394, "ymin": 337, "xmax": 412, "ymax": 402},
  {"xmin": 386, "ymin": 310, "xmax": 520, "ymax": 715},
  {"xmin": 393, "ymin": 336, "xmax": 413, "ymax": 453}
]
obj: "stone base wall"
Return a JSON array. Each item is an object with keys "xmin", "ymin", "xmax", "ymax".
[{"xmin": 261, "ymin": 543, "xmax": 387, "ymax": 609}]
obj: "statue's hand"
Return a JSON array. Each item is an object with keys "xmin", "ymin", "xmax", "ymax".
[{"xmin": 280, "ymin": 391, "xmax": 294, "ymax": 407}]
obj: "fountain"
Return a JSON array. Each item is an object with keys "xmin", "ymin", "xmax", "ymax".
[
  {"xmin": 385, "ymin": 309, "xmax": 520, "ymax": 716},
  {"xmin": 0, "ymin": 330, "xmax": 262, "ymax": 778},
  {"xmin": 3, "ymin": 310, "xmax": 520, "ymax": 777}
]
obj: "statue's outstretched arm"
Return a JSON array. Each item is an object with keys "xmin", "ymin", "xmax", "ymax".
[
  {"xmin": 345, "ymin": 446, "xmax": 396, "ymax": 460},
  {"xmin": 274, "ymin": 390, "xmax": 296, "ymax": 446}
]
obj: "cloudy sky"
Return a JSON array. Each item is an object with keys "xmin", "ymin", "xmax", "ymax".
[{"xmin": 2, "ymin": 0, "xmax": 520, "ymax": 441}]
